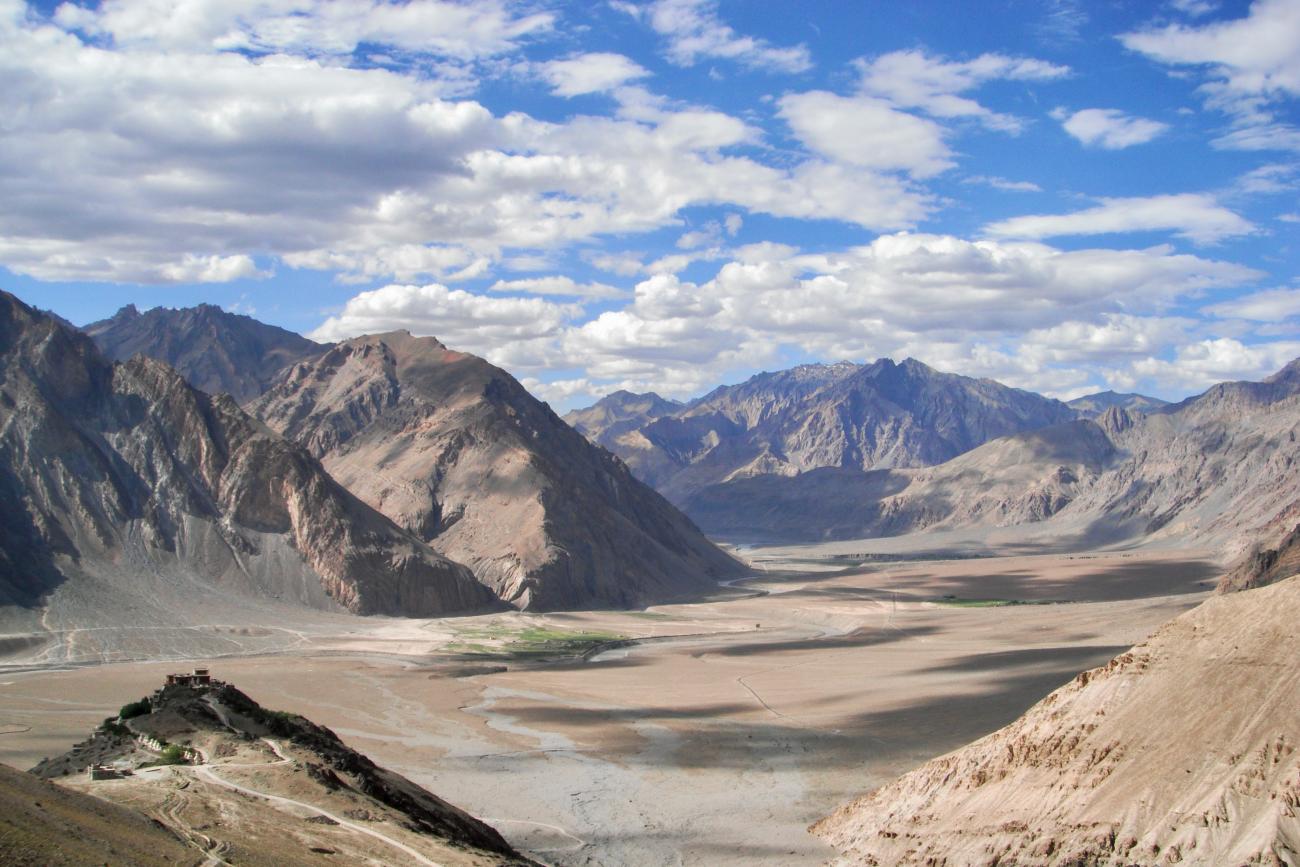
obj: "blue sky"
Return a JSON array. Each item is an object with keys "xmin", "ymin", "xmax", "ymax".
[{"xmin": 3, "ymin": 0, "xmax": 1298, "ymax": 409}]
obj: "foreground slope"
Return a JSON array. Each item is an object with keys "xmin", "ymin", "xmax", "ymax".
[
  {"xmin": 84, "ymin": 303, "xmax": 325, "ymax": 403},
  {"xmin": 0, "ymin": 763, "xmax": 197, "ymax": 866},
  {"xmin": 251, "ymin": 331, "xmax": 743, "ymax": 610},
  {"xmin": 33, "ymin": 675, "xmax": 533, "ymax": 866},
  {"xmin": 813, "ymin": 575, "xmax": 1300, "ymax": 866},
  {"xmin": 570, "ymin": 358, "xmax": 1077, "ymax": 508},
  {"xmin": 0, "ymin": 290, "xmax": 496, "ymax": 628}
]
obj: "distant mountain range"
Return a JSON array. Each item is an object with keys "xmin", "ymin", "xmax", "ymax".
[
  {"xmin": 565, "ymin": 358, "xmax": 1079, "ymax": 506},
  {"xmin": 85, "ymin": 303, "xmax": 324, "ymax": 404}
]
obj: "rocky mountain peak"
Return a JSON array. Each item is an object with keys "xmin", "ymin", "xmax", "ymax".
[{"xmin": 83, "ymin": 302, "xmax": 326, "ymax": 403}]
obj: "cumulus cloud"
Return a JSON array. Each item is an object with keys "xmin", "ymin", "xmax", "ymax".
[
  {"xmin": 54, "ymin": 0, "xmax": 554, "ymax": 59},
  {"xmin": 0, "ymin": 5, "xmax": 933, "ymax": 285},
  {"xmin": 637, "ymin": 0, "xmax": 812, "ymax": 72},
  {"xmin": 856, "ymin": 50, "xmax": 1070, "ymax": 133},
  {"xmin": 778, "ymin": 92, "xmax": 953, "ymax": 178},
  {"xmin": 984, "ymin": 194, "xmax": 1255, "ymax": 244},
  {"xmin": 1125, "ymin": 337, "xmax": 1300, "ymax": 392},
  {"xmin": 309, "ymin": 283, "xmax": 581, "ymax": 367},
  {"xmin": 1057, "ymin": 107, "xmax": 1169, "ymax": 148},
  {"xmin": 488, "ymin": 275, "xmax": 627, "ymax": 299},
  {"xmin": 1205, "ymin": 286, "xmax": 1300, "ymax": 320},
  {"xmin": 321, "ymin": 233, "xmax": 1261, "ymax": 404},
  {"xmin": 540, "ymin": 52, "xmax": 649, "ymax": 96}
]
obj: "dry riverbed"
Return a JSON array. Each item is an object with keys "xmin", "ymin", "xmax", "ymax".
[{"xmin": 0, "ymin": 547, "xmax": 1219, "ymax": 865}]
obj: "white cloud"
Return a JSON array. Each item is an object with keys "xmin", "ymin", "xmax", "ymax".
[
  {"xmin": 1127, "ymin": 337, "xmax": 1300, "ymax": 391},
  {"xmin": 1058, "ymin": 107, "xmax": 1169, "ymax": 149},
  {"xmin": 964, "ymin": 175, "xmax": 1043, "ymax": 193},
  {"xmin": 1171, "ymin": 0, "xmax": 1219, "ymax": 17},
  {"xmin": 56, "ymin": 0, "xmax": 554, "ymax": 60},
  {"xmin": 639, "ymin": 0, "xmax": 812, "ymax": 72},
  {"xmin": 1205, "ymin": 286, "xmax": 1300, "ymax": 320},
  {"xmin": 0, "ymin": 7, "xmax": 933, "ymax": 285},
  {"xmin": 489, "ymin": 275, "xmax": 627, "ymax": 299},
  {"xmin": 778, "ymin": 92, "xmax": 953, "ymax": 178},
  {"xmin": 549, "ymin": 234, "xmax": 1257, "ymax": 399},
  {"xmin": 1123, "ymin": 0, "xmax": 1300, "ymax": 150},
  {"xmin": 159, "ymin": 253, "xmax": 270, "ymax": 283},
  {"xmin": 857, "ymin": 50, "xmax": 1070, "ymax": 133},
  {"xmin": 540, "ymin": 52, "xmax": 649, "ymax": 96},
  {"xmin": 308, "ymin": 283, "xmax": 581, "ymax": 367},
  {"xmin": 984, "ymin": 194, "xmax": 1254, "ymax": 244}
]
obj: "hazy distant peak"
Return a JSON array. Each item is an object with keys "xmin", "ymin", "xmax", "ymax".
[{"xmin": 1067, "ymin": 390, "xmax": 1169, "ymax": 417}]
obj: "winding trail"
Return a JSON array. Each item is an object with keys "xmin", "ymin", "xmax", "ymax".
[{"xmin": 192, "ymin": 762, "xmax": 444, "ymax": 867}]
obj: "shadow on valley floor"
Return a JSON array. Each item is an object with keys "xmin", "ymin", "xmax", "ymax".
[
  {"xmin": 851, "ymin": 556, "xmax": 1220, "ymax": 603},
  {"xmin": 919, "ymin": 644, "xmax": 1129, "ymax": 675},
  {"xmin": 688, "ymin": 625, "xmax": 941, "ymax": 659},
  {"xmin": 482, "ymin": 650, "xmax": 1124, "ymax": 773}
]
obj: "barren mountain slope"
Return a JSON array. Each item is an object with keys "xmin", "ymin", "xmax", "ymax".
[
  {"xmin": 572, "ymin": 358, "xmax": 1077, "ymax": 506},
  {"xmin": 0, "ymin": 763, "xmax": 198, "ymax": 866},
  {"xmin": 813, "ymin": 575, "xmax": 1300, "ymax": 867},
  {"xmin": 0, "ymin": 290, "xmax": 496, "ymax": 625},
  {"xmin": 84, "ymin": 303, "xmax": 325, "ymax": 403},
  {"xmin": 33, "ymin": 676, "xmax": 533, "ymax": 866},
  {"xmin": 683, "ymin": 419, "xmax": 1116, "ymax": 542},
  {"xmin": 250, "ymin": 331, "xmax": 743, "ymax": 610}
]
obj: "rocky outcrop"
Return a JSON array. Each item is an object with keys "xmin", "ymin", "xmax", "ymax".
[
  {"xmin": 1221, "ymin": 523, "xmax": 1300, "ymax": 593},
  {"xmin": 31, "ymin": 677, "xmax": 534, "ymax": 864},
  {"xmin": 813, "ymin": 575, "xmax": 1300, "ymax": 866},
  {"xmin": 569, "ymin": 358, "xmax": 1078, "ymax": 508},
  {"xmin": 84, "ymin": 303, "xmax": 325, "ymax": 403},
  {"xmin": 250, "ymin": 331, "xmax": 744, "ymax": 611},
  {"xmin": 0, "ymin": 290, "xmax": 496, "ymax": 618}
]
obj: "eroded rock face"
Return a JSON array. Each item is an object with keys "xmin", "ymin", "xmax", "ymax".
[
  {"xmin": 84, "ymin": 303, "xmax": 326, "ymax": 403},
  {"xmin": 0, "ymin": 290, "xmax": 495, "ymax": 617},
  {"xmin": 813, "ymin": 576, "xmax": 1300, "ymax": 867},
  {"xmin": 250, "ymin": 331, "xmax": 744, "ymax": 610}
]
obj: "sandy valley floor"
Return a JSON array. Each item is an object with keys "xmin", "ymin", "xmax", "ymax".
[{"xmin": 0, "ymin": 547, "xmax": 1220, "ymax": 865}]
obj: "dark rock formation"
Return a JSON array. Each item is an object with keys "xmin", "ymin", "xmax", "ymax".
[{"xmin": 84, "ymin": 303, "xmax": 325, "ymax": 403}]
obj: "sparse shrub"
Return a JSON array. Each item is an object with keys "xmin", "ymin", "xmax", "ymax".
[
  {"xmin": 158, "ymin": 744, "xmax": 186, "ymax": 765},
  {"xmin": 119, "ymin": 698, "xmax": 151, "ymax": 719}
]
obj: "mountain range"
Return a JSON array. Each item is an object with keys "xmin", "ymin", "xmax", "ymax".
[
  {"xmin": 564, "ymin": 358, "xmax": 1079, "ymax": 507},
  {"xmin": 568, "ymin": 360, "xmax": 1300, "ymax": 561},
  {"xmin": 0, "ymin": 292, "xmax": 741, "ymax": 640},
  {"xmin": 0, "ymin": 291, "xmax": 497, "ymax": 626}
]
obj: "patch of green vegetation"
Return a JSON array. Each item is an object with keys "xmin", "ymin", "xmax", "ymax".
[
  {"xmin": 623, "ymin": 611, "xmax": 673, "ymax": 620},
  {"xmin": 449, "ymin": 626, "xmax": 627, "ymax": 659},
  {"xmin": 157, "ymin": 744, "xmax": 186, "ymax": 765},
  {"xmin": 932, "ymin": 597, "xmax": 1051, "ymax": 608},
  {"xmin": 119, "ymin": 698, "xmax": 151, "ymax": 719}
]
